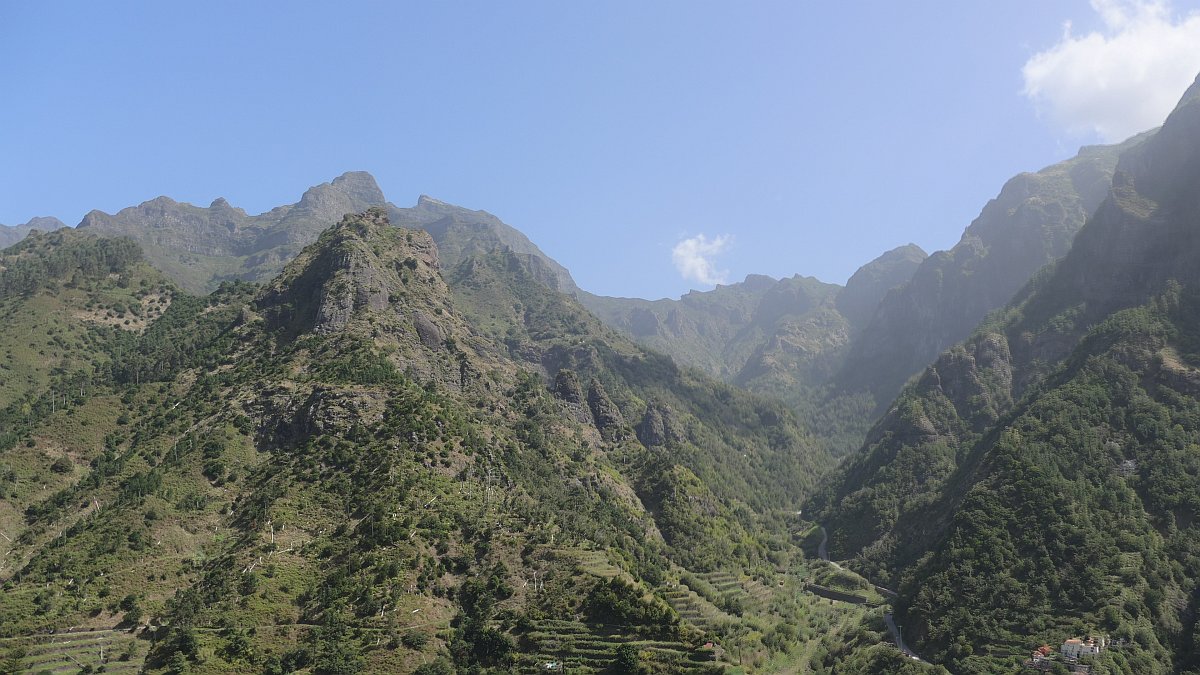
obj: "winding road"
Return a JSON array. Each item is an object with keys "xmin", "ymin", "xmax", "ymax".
[
  {"xmin": 816, "ymin": 526, "xmax": 842, "ymax": 570},
  {"xmin": 817, "ymin": 525, "xmax": 923, "ymax": 663}
]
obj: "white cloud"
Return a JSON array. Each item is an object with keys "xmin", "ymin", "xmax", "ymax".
[
  {"xmin": 672, "ymin": 233, "xmax": 732, "ymax": 286},
  {"xmin": 1022, "ymin": 0, "xmax": 1200, "ymax": 141}
]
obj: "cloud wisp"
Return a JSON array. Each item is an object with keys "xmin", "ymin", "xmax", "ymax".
[
  {"xmin": 672, "ymin": 233, "xmax": 732, "ymax": 287},
  {"xmin": 1023, "ymin": 0, "xmax": 1200, "ymax": 142}
]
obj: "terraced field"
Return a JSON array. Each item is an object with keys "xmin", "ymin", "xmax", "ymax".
[
  {"xmin": 1, "ymin": 628, "xmax": 145, "ymax": 674},
  {"xmin": 698, "ymin": 570, "xmax": 771, "ymax": 612},
  {"xmin": 741, "ymin": 578, "xmax": 776, "ymax": 612},
  {"xmin": 662, "ymin": 582, "xmax": 735, "ymax": 629},
  {"xmin": 556, "ymin": 548, "xmax": 624, "ymax": 580},
  {"xmin": 515, "ymin": 619, "xmax": 719, "ymax": 674}
]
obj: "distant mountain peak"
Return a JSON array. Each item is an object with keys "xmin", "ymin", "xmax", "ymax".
[
  {"xmin": 331, "ymin": 169, "xmax": 384, "ymax": 193},
  {"xmin": 741, "ymin": 273, "xmax": 778, "ymax": 290},
  {"xmin": 145, "ymin": 195, "xmax": 179, "ymax": 208},
  {"xmin": 22, "ymin": 216, "xmax": 67, "ymax": 230},
  {"xmin": 208, "ymin": 197, "xmax": 248, "ymax": 216},
  {"xmin": 298, "ymin": 171, "xmax": 386, "ymax": 209},
  {"xmin": 835, "ymin": 243, "xmax": 928, "ymax": 332},
  {"xmin": 0, "ymin": 216, "xmax": 67, "ymax": 249},
  {"xmin": 417, "ymin": 194, "xmax": 449, "ymax": 207}
]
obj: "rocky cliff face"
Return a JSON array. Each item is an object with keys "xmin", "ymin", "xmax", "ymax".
[{"xmin": 255, "ymin": 207, "xmax": 490, "ymax": 390}]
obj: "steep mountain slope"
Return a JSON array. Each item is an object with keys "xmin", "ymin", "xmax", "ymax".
[
  {"xmin": 387, "ymin": 195, "xmax": 578, "ymax": 296},
  {"xmin": 0, "ymin": 209, "xmax": 851, "ymax": 674},
  {"xmin": 0, "ymin": 216, "xmax": 66, "ymax": 249},
  {"xmin": 832, "ymin": 134, "xmax": 1147, "ymax": 417},
  {"xmin": 815, "ymin": 74, "xmax": 1200, "ymax": 673},
  {"xmin": 833, "ymin": 243, "xmax": 930, "ymax": 330},
  {"xmin": 75, "ymin": 172, "xmax": 576, "ymax": 297}
]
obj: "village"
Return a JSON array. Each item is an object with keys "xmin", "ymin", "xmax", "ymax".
[{"xmin": 1025, "ymin": 635, "xmax": 1128, "ymax": 673}]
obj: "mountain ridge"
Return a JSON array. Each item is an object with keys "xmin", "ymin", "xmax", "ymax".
[{"xmin": 814, "ymin": 70, "xmax": 1200, "ymax": 673}]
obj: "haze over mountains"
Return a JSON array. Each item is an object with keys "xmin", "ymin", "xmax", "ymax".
[
  {"xmin": 815, "ymin": 72, "xmax": 1200, "ymax": 672},
  {"xmin": 3, "ymin": 72, "xmax": 1200, "ymax": 674}
]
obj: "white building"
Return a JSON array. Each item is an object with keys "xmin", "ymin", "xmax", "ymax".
[{"xmin": 1061, "ymin": 636, "xmax": 1107, "ymax": 660}]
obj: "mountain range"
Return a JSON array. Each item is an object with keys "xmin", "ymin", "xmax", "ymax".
[{"xmin": 2, "ymin": 72, "xmax": 1200, "ymax": 674}]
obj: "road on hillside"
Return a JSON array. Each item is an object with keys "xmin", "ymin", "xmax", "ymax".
[
  {"xmin": 819, "ymin": 525, "xmax": 925, "ymax": 663},
  {"xmin": 816, "ymin": 526, "xmax": 842, "ymax": 570},
  {"xmin": 884, "ymin": 612, "xmax": 920, "ymax": 660}
]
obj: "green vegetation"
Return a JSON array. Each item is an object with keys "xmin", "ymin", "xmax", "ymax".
[
  {"xmin": 816, "ymin": 87, "xmax": 1200, "ymax": 672},
  {"xmin": 0, "ymin": 211, "xmax": 890, "ymax": 674}
]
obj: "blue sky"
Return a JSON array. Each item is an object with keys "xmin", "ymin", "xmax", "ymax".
[{"xmin": 3, "ymin": 1, "xmax": 1200, "ymax": 299}]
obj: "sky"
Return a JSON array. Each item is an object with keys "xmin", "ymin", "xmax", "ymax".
[{"xmin": 3, "ymin": 1, "xmax": 1200, "ymax": 300}]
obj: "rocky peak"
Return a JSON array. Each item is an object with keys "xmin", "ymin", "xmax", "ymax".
[
  {"xmin": 740, "ymin": 274, "xmax": 778, "ymax": 292},
  {"xmin": 77, "ymin": 209, "xmax": 111, "ymax": 229},
  {"xmin": 290, "ymin": 172, "xmax": 388, "ymax": 227},
  {"xmin": 586, "ymin": 379, "xmax": 626, "ymax": 442},
  {"xmin": 144, "ymin": 195, "xmax": 181, "ymax": 211},
  {"xmin": 208, "ymin": 197, "xmax": 247, "ymax": 215},
  {"xmin": 636, "ymin": 400, "xmax": 683, "ymax": 447},
  {"xmin": 417, "ymin": 194, "xmax": 450, "ymax": 208},
  {"xmin": 258, "ymin": 207, "xmax": 442, "ymax": 338},
  {"xmin": 330, "ymin": 171, "xmax": 387, "ymax": 204}
]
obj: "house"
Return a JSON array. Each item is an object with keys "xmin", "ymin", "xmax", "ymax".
[
  {"xmin": 1117, "ymin": 459, "xmax": 1138, "ymax": 477},
  {"xmin": 1061, "ymin": 636, "xmax": 1106, "ymax": 660},
  {"xmin": 698, "ymin": 641, "xmax": 725, "ymax": 662}
]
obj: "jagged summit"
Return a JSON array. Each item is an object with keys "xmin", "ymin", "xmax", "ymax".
[
  {"xmin": 207, "ymin": 197, "xmax": 247, "ymax": 215},
  {"xmin": 253, "ymin": 207, "xmax": 490, "ymax": 387},
  {"xmin": 416, "ymin": 194, "xmax": 450, "ymax": 207},
  {"xmin": 740, "ymin": 273, "xmax": 778, "ymax": 290},
  {"xmin": 296, "ymin": 170, "xmax": 387, "ymax": 212},
  {"xmin": 61, "ymin": 171, "xmax": 579, "ymax": 297}
]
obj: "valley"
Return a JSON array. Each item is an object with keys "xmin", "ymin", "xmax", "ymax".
[{"xmin": 2, "ymin": 55, "xmax": 1199, "ymax": 675}]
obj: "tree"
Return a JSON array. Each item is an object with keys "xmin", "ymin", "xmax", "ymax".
[{"xmin": 612, "ymin": 643, "xmax": 640, "ymax": 674}]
